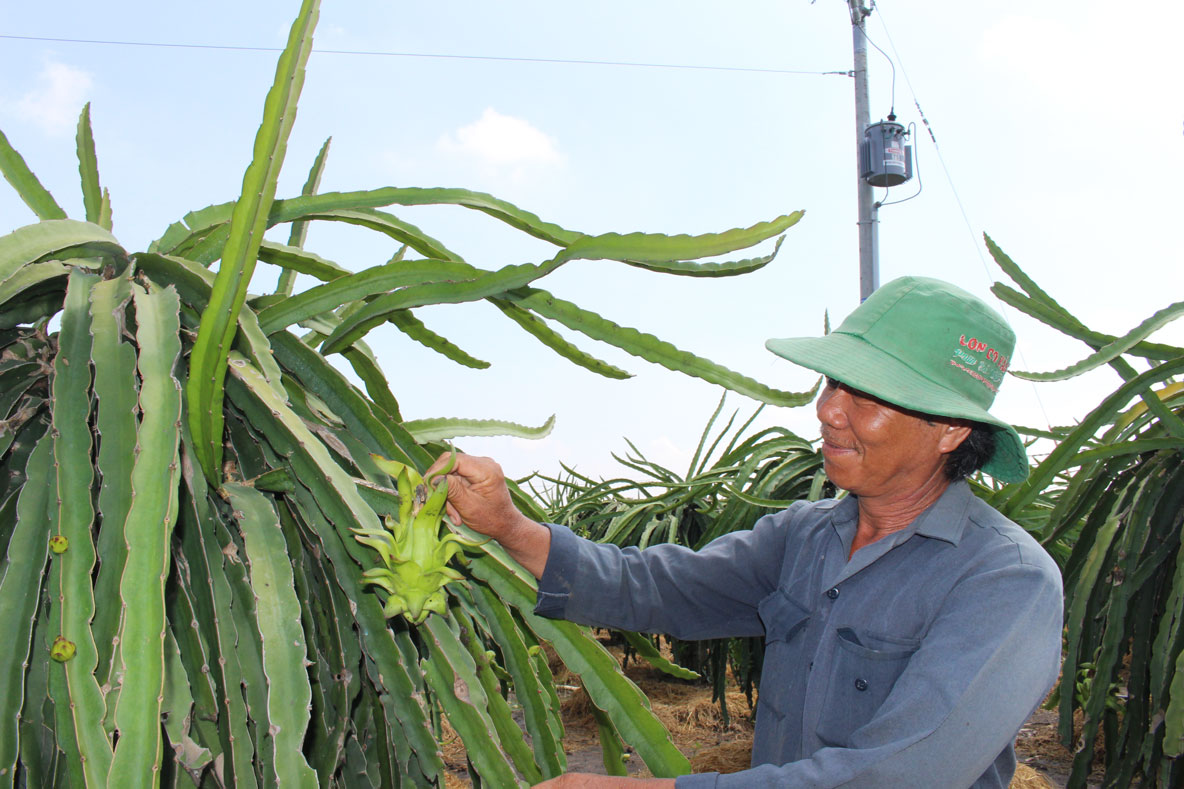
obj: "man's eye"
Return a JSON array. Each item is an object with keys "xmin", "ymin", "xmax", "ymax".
[{"xmin": 825, "ymin": 377, "xmax": 840, "ymax": 389}]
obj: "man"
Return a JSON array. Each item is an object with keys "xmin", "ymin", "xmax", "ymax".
[{"xmin": 430, "ymin": 277, "xmax": 1063, "ymax": 788}]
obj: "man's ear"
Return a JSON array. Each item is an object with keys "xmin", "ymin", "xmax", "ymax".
[{"xmin": 937, "ymin": 421, "xmax": 973, "ymax": 455}]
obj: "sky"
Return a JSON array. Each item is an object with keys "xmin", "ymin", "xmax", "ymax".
[{"xmin": 1, "ymin": 1, "xmax": 1181, "ymax": 483}]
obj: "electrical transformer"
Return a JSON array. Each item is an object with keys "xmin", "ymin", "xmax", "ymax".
[{"xmin": 860, "ymin": 120, "xmax": 913, "ymax": 187}]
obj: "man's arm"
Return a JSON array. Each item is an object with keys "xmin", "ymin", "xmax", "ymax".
[
  {"xmin": 430, "ymin": 452, "xmax": 793, "ymax": 638},
  {"xmin": 427, "ymin": 452, "xmax": 552, "ymax": 578},
  {"xmin": 536, "ymin": 516, "xmax": 791, "ymax": 639}
]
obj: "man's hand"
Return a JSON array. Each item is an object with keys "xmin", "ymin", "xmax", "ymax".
[
  {"xmin": 533, "ymin": 775, "xmax": 676, "ymax": 788},
  {"xmin": 426, "ymin": 452, "xmax": 552, "ymax": 579},
  {"xmin": 427, "ymin": 452, "xmax": 520, "ymax": 539}
]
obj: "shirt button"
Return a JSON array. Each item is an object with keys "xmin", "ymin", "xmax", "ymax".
[
  {"xmin": 826, "ymin": 587, "xmax": 840, "ymax": 600},
  {"xmin": 854, "ymin": 678, "xmax": 869, "ymax": 692}
]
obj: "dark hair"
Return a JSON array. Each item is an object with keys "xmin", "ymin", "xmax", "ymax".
[{"xmin": 944, "ymin": 424, "xmax": 997, "ymax": 481}]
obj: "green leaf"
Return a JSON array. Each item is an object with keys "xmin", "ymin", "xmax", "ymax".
[
  {"xmin": 108, "ymin": 281, "xmax": 183, "ymax": 785},
  {"xmin": 342, "ymin": 344, "xmax": 403, "ymax": 422},
  {"xmin": 531, "ymin": 639, "xmax": 567, "ymax": 760},
  {"xmin": 623, "ymin": 235, "xmax": 788, "ymax": 278},
  {"xmin": 1064, "ymin": 476, "xmax": 1153, "ymax": 783},
  {"xmin": 1062, "ymin": 438, "xmax": 1184, "ymax": 467},
  {"xmin": 88, "ymin": 270, "xmax": 138, "ymax": 689},
  {"xmin": 986, "ymin": 241, "xmax": 1184, "ymax": 438},
  {"xmin": 686, "ymin": 391, "xmax": 730, "ymax": 477},
  {"xmin": 212, "ymin": 471, "xmax": 273, "ymax": 786},
  {"xmin": 187, "ymin": 0, "xmax": 320, "ymax": 485},
  {"xmin": 176, "ymin": 426, "xmax": 259, "ymax": 788},
  {"xmin": 561, "ymin": 212, "xmax": 801, "ymax": 267},
  {"xmin": 17, "ymin": 591, "xmax": 53, "ymax": 788},
  {"xmin": 723, "ymin": 485, "xmax": 800, "ymax": 509},
  {"xmin": 256, "ymin": 258, "xmax": 475, "ymax": 336},
  {"xmin": 224, "ymin": 363, "xmax": 446, "ymax": 782},
  {"xmin": 1162, "ymin": 633, "xmax": 1184, "ymax": 757},
  {"xmin": 225, "ymin": 483, "xmax": 318, "ymax": 788},
  {"xmin": 181, "ymin": 223, "xmax": 233, "ymax": 266},
  {"xmin": 993, "ymin": 357, "xmax": 1184, "ymax": 516},
  {"xmin": 0, "ymin": 290, "xmax": 63, "ymax": 328},
  {"xmin": 991, "ymin": 283, "xmax": 1182, "ymax": 362},
  {"xmin": 467, "ymin": 554, "xmax": 691, "ymax": 777},
  {"xmin": 75, "ymin": 103, "xmax": 107, "ymax": 229},
  {"xmin": 451, "ymin": 602, "xmax": 544, "ymax": 784},
  {"xmin": 0, "ymin": 126, "xmax": 67, "ymax": 220},
  {"xmin": 619, "ymin": 631, "xmax": 700, "ymax": 680},
  {"xmin": 258, "ymin": 239, "xmax": 350, "ymax": 283},
  {"xmin": 985, "ymin": 234, "xmax": 1082, "ymax": 327},
  {"xmin": 134, "ymin": 251, "xmax": 284, "ymax": 388},
  {"xmin": 490, "ymin": 297, "xmax": 630, "ymax": 379},
  {"xmin": 276, "ymin": 504, "xmax": 357, "ymax": 785},
  {"xmin": 1007, "ymin": 299, "xmax": 1184, "ymax": 381},
  {"xmin": 0, "ymin": 219, "xmax": 121, "ymax": 286},
  {"xmin": 1061, "ymin": 510, "xmax": 1122, "ymax": 716},
  {"xmin": 315, "ymin": 262, "xmax": 557, "ymax": 355},
  {"xmin": 469, "ymin": 585, "xmax": 566, "ymax": 778},
  {"xmin": 1159, "ymin": 512, "xmax": 1184, "ymax": 757},
  {"xmin": 0, "ymin": 433, "xmax": 54, "ymax": 780},
  {"xmin": 1152, "ymin": 506, "xmax": 1184, "ymax": 711},
  {"xmin": 420, "ymin": 615, "xmax": 526, "ymax": 787},
  {"xmin": 50, "ymin": 269, "xmax": 113, "ymax": 784},
  {"xmin": 269, "ymin": 331, "xmax": 428, "ymax": 469},
  {"xmin": 165, "ymin": 566, "xmax": 220, "ymax": 743},
  {"xmin": 159, "ymin": 187, "xmax": 582, "ymax": 255},
  {"xmin": 0, "ymin": 261, "xmax": 67, "ymax": 312},
  {"xmin": 588, "ymin": 699, "xmax": 629, "ymax": 776},
  {"xmin": 160, "ymin": 625, "xmax": 214, "ymax": 776},
  {"xmin": 277, "ymin": 187, "xmax": 581, "ymax": 246},
  {"xmin": 46, "ymin": 539, "xmax": 86, "ymax": 789},
  {"xmin": 387, "ymin": 309, "xmax": 491, "ymax": 369},
  {"xmin": 276, "ymin": 136, "xmax": 332, "ymax": 296},
  {"xmin": 318, "ymin": 214, "xmax": 802, "ymax": 356},
  {"xmin": 509, "ymin": 286, "xmax": 819, "ymax": 407},
  {"xmin": 281, "ymin": 207, "xmax": 462, "ymax": 262},
  {"xmin": 99, "ymin": 187, "xmax": 112, "ymax": 230},
  {"xmin": 404, "ymin": 414, "xmax": 556, "ymax": 443}
]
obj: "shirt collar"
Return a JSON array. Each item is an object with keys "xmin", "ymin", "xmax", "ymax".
[
  {"xmin": 830, "ymin": 479, "xmax": 974, "ymax": 547},
  {"xmin": 908, "ymin": 480, "xmax": 974, "ymax": 545}
]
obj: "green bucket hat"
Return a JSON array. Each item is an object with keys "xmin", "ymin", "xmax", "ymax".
[{"xmin": 765, "ymin": 276, "xmax": 1028, "ymax": 482}]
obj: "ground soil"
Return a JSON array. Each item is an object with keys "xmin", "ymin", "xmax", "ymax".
[{"xmin": 441, "ymin": 636, "xmax": 1104, "ymax": 788}]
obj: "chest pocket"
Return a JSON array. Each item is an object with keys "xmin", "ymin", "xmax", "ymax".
[
  {"xmin": 816, "ymin": 626, "xmax": 919, "ymax": 747},
  {"xmin": 757, "ymin": 590, "xmax": 811, "ymax": 720}
]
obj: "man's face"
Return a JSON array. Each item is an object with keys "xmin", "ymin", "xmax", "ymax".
[{"xmin": 815, "ymin": 378, "xmax": 968, "ymax": 499}]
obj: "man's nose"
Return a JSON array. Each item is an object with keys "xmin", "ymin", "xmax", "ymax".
[{"xmin": 816, "ymin": 386, "xmax": 848, "ymax": 428}]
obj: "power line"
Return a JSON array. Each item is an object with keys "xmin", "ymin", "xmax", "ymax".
[{"xmin": 0, "ymin": 33, "xmax": 852, "ymax": 78}]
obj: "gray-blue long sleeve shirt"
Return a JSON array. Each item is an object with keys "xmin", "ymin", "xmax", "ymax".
[{"xmin": 534, "ymin": 480, "xmax": 1063, "ymax": 788}]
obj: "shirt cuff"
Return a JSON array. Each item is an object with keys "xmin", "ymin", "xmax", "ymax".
[
  {"xmin": 675, "ymin": 772, "xmax": 719, "ymax": 788},
  {"xmin": 533, "ymin": 523, "xmax": 581, "ymax": 619}
]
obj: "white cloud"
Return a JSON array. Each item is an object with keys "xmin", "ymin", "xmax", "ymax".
[
  {"xmin": 14, "ymin": 60, "xmax": 93, "ymax": 135},
  {"xmin": 437, "ymin": 108, "xmax": 565, "ymax": 175},
  {"xmin": 979, "ymin": 15, "xmax": 1064, "ymax": 81},
  {"xmin": 978, "ymin": 4, "xmax": 1182, "ymax": 115}
]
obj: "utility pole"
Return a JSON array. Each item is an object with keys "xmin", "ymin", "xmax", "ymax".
[{"xmin": 848, "ymin": 0, "xmax": 878, "ymax": 301}]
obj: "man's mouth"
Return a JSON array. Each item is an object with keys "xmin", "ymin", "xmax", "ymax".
[{"xmin": 820, "ymin": 433, "xmax": 855, "ymax": 455}]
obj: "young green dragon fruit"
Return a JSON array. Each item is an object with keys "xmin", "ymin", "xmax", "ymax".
[{"xmin": 353, "ymin": 454, "xmax": 484, "ymax": 624}]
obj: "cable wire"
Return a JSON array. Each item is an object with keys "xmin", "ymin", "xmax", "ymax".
[
  {"xmin": 860, "ymin": 23, "xmax": 897, "ymax": 117},
  {"xmin": 0, "ymin": 33, "xmax": 852, "ymax": 78}
]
